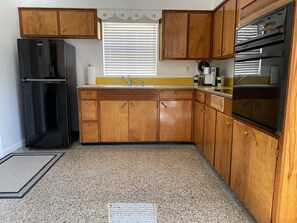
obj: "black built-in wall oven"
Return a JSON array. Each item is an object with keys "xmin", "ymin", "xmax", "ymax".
[{"xmin": 232, "ymin": 2, "xmax": 294, "ymax": 134}]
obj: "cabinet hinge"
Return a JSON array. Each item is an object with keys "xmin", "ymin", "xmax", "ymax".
[{"xmin": 276, "ymin": 148, "xmax": 280, "ymax": 157}]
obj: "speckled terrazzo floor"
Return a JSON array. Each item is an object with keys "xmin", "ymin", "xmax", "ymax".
[{"xmin": 0, "ymin": 143, "xmax": 256, "ymax": 223}]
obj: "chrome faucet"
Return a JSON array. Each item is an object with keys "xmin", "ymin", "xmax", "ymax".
[
  {"xmin": 234, "ymin": 75, "xmax": 249, "ymax": 85},
  {"xmin": 122, "ymin": 75, "xmax": 132, "ymax": 86}
]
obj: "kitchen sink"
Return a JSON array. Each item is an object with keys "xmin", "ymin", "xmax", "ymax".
[{"xmin": 102, "ymin": 85, "xmax": 155, "ymax": 88}]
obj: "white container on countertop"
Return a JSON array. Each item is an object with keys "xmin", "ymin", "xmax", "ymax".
[{"xmin": 86, "ymin": 65, "xmax": 96, "ymax": 85}]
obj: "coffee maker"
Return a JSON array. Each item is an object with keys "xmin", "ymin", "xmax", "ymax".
[
  {"xmin": 203, "ymin": 67, "xmax": 212, "ymax": 86},
  {"xmin": 211, "ymin": 67, "xmax": 220, "ymax": 86}
]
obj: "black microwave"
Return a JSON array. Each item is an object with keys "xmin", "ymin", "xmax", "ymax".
[{"xmin": 232, "ymin": 2, "xmax": 294, "ymax": 134}]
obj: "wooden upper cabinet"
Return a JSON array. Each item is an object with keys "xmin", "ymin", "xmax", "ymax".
[
  {"xmin": 163, "ymin": 12, "xmax": 188, "ymax": 59},
  {"xmin": 188, "ymin": 13, "xmax": 212, "ymax": 59},
  {"xmin": 222, "ymin": 0, "xmax": 237, "ymax": 56},
  {"xmin": 212, "ymin": 0, "xmax": 237, "ymax": 58},
  {"xmin": 59, "ymin": 9, "xmax": 97, "ymax": 37},
  {"xmin": 161, "ymin": 11, "xmax": 212, "ymax": 59},
  {"xmin": 19, "ymin": 8, "xmax": 59, "ymax": 37},
  {"xmin": 239, "ymin": 0, "xmax": 291, "ymax": 26},
  {"xmin": 240, "ymin": 0, "xmax": 256, "ymax": 8},
  {"xmin": 212, "ymin": 6, "xmax": 224, "ymax": 58},
  {"xmin": 19, "ymin": 8, "xmax": 98, "ymax": 38}
]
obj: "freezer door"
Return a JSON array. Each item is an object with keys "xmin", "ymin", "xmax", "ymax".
[
  {"xmin": 17, "ymin": 39, "xmax": 66, "ymax": 79},
  {"xmin": 21, "ymin": 81, "xmax": 70, "ymax": 148}
]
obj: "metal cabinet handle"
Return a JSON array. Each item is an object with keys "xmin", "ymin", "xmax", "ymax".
[
  {"xmin": 244, "ymin": 131, "xmax": 248, "ymax": 135},
  {"xmin": 161, "ymin": 102, "xmax": 167, "ymax": 108}
]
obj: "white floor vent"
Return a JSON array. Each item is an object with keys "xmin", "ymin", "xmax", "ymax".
[{"xmin": 108, "ymin": 203, "xmax": 157, "ymax": 223}]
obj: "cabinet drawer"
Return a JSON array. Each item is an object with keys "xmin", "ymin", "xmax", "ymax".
[
  {"xmin": 210, "ymin": 94, "xmax": 225, "ymax": 112},
  {"xmin": 80, "ymin": 90, "xmax": 97, "ymax": 99},
  {"xmin": 98, "ymin": 89, "xmax": 159, "ymax": 100},
  {"xmin": 81, "ymin": 122, "xmax": 99, "ymax": 142},
  {"xmin": 160, "ymin": 90, "xmax": 193, "ymax": 100},
  {"xmin": 195, "ymin": 91, "xmax": 205, "ymax": 103},
  {"xmin": 80, "ymin": 100, "xmax": 98, "ymax": 120}
]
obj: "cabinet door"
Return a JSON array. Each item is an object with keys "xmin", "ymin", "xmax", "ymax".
[
  {"xmin": 194, "ymin": 101, "xmax": 205, "ymax": 150},
  {"xmin": 129, "ymin": 101, "xmax": 158, "ymax": 142},
  {"xmin": 188, "ymin": 13, "xmax": 212, "ymax": 59},
  {"xmin": 163, "ymin": 12, "xmax": 188, "ymax": 59},
  {"xmin": 100, "ymin": 101, "xmax": 129, "ymax": 142},
  {"xmin": 203, "ymin": 106, "xmax": 217, "ymax": 164},
  {"xmin": 59, "ymin": 9, "xmax": 97, "ymax": 37},
  {"xmin": 214, "ymin": 112, "xmax": 233, "ymax": 185},
  {"xmin": 19, "ymin": 9, "xmax": 59, "ymax": 37},
  {"xmin": 222, "ymin": 0, "xmax": 237, "ymax": 56},
  {"xmin": 240, "ymin": 0, "xmax": 256, "ymax": 9},
  {"xmin": 230, "ymin": 120, "xmax": 252, "ymax": 204},
  {"xmin": 160, "ymin": 100, "xmax": 192, "ymax": 141},
  {"xmin": 80, "ymin": 100, "xmax": 98, "ymax": 121},
  {"xmin": 212, "ymin": 6, "xmax": 224, "ymax": 58},
  {"xmin": 81, "ymin": 122, "xmax": 99, "ymax": 143},
  {"xmin": 245, "ymin": 127, "xmax": 278, "ymax": 223}
]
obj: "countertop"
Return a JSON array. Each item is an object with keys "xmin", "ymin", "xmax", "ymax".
[{"xmin": 77, "ymin": 85, "xmax": 233, "ymax": 98}]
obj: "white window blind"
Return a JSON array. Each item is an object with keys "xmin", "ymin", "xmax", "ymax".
[
  {"xmin": 103, "ymin": 22, "xmax": 158, "ymax": 76},
  {"xmin": 235, "ymin": 25, "xmax": 261, "ymax": 76}
]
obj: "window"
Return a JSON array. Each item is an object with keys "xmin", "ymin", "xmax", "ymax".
[{"xmin": 103, "ymin": 22, "xmax": 158, "ymax": 76}]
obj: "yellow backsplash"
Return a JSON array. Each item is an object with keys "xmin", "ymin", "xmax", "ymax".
[
  {"xmin": 96, "ymin": 77, "xmax": 194, "ymax": 86},
  {"xmin": 96, "ymin": 77, "xmax": 235, "ymax": 86}
]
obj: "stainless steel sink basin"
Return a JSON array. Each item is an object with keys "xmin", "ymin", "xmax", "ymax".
[{"xmin": 102, "ymin": 85, "xmax": 155, "ymax": 88}]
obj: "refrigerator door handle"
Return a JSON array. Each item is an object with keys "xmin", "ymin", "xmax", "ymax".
[{"xmin": 21, "ymin": 79, "xmax": 67, "ymax": 82}]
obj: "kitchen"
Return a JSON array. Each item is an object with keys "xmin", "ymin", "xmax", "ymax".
[{"xmin": 1, "ymin": 0, "xmax": 297, "ymax": 222}]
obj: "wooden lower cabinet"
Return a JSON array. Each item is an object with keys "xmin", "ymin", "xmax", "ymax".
[
  {"xmin": 80, "ymin": 100, "xmax": 98, "ymax": 121},
  {"xmin": 203, "ymin": 106, "xmax": 216, "ymax": 164},
  {"xmin": 160, "ymin": 100, "xmax": 192, "ymax": 141},
  {"xmin": 100, "ymin": 100, "xmax": 157, "ymax": 142},
  {"xmin": 230, "ymin": 120, "xmax": 278, "ymax": 223},
  {"xmin": 129, "ymin": 101, "xmax": 158, "ymax": 142},
  {"xmin": 81, "ymin": 122, "xmax": 99, "ymax": 143},
  {"xmin": 214, "ymin": 112, "xmax": 233, "ymax": 185},
  {"xmin": 194, "ymin": 101, "xmax": 205, "ymax": 150},
  {"xmin": 100, "ymin": 101, "xmax": 129, "ymax": 142}
]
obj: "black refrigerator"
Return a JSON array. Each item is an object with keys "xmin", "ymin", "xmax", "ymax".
[{"xmin": 17, "ymin": 39, "xmax": 78, "ymax": 148}]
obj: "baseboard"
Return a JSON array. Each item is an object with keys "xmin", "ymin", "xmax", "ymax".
[{"xmin": 0, "ymin": 139, "xmax": 25, "ymax": 158}]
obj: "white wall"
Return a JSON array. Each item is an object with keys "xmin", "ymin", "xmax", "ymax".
[
  {"xmin": 18, "ymin": 0, "xmax": 214, "ymax": 10},
  {"xmin": 212, "ymin": 0, "xmax": 224, "ymax": 8},
  {"xmin": 0, "ymin": 0, "xmax": 221, "ymax": 157},
  {"xmin": 0, "ymin": 0, "xmax": 24, "ymax": 157},
  {"xmin": 211, "ymin": 58, "xmax": 235, "ymax": 78}
]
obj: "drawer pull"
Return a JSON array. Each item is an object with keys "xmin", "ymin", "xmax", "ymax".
[{"xmin": 244, "ymin": 131, "xmax": 248, "ymax": 135}]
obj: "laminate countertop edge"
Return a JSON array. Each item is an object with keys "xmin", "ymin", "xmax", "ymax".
[{"xmin": 77, "ymin": 85, "xmax": 233, "ymax": 98}]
